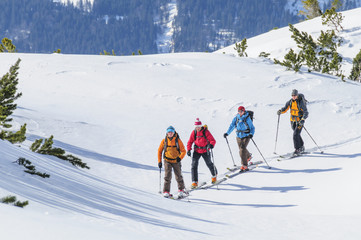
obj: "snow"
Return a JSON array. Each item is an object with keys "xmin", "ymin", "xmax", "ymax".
[
  {"xmin": 218, "ymin": 7, "xmax": 361, "ymax": 76},
  {"xmin": 55, "ymin": 0, "xmax": 94, "ymax": 5},
  {"xmin": 1, "ymin": 7, "xmax": 361, "ymax": 240},
  {"xmin": 156, "ymin": 0, "xmax": 178, "ymax": 53}
]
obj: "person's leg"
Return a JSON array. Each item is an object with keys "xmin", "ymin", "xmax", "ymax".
[
  {"xmin": 163, "ymin": 161, "xmax": 172, "ymax": 193},
  {"xmin": 202, "ymin": 152, "xmax": 217, "ymax": 176},
  {"xmin": 191, "ymin": 152, "xmax": 201, "ymax": 182},
  {"xmin": 173, "ymin": 162, "xmax": 185, "ymax": 190}
]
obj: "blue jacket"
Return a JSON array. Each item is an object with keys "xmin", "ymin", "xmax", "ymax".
[{"xmin": 226, "ymin": 111, "xmax": 255, "ymax": 139}]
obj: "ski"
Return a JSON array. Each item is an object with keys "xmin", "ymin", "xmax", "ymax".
[
  {"xmin": 199, "ymin": 177, "xmax": 228, "ymax": 190},
  {"xmin": 227, "ymin": 165, "xmax": 242, "ymax": 172},
  {"xmin": 200, "ymin": 160, "xmax": 264, "ymax": 189},
  {"xmin": 184, "ymin": 181, "xmax": 207, "ymax": 193},
  {"xmin": 169, "ymin": 192, "xmax": 189, "ymax": 200},
  {"xmin": 277, "ymin": 152, "xmax": 311, "ymax": 161},
  {"xmin": 225, "ymin": 163, "xmax": 260, "ymax": 179},
  {"xmin": 226, "ymin": 160, "xmax": 262, "ymax": 172}
]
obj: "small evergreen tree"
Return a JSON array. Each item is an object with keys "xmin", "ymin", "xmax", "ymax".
[
  {"xmin": 274, "ymin": 49, "xmax": 303, "ymax": 72},
  {"xmin": 275, "ymin": 24, "xmax": 343, "ymax": 77},
  {"xmin": 349, "ymin": 49, "xmax": 361, "ymax": 82},
  {"xmin": 0, "ymin": 38, "xmax": 16, "ymax": 53},
  {"xmin": 1, "ymin": 195, "xmax": 29, "ymax": 208},
  {"xmin": 322, "ymin": 7, "xmax": 344, "ymax": 32},
  {"xmin": 4, "ymin": 124, "xmax": 27, "ymax": 144},
  {"xmin": 259, "ymin": 52, "xmax": 271, "ymax": 58},
  {"xmin": 0, "ymin": 59, "xmax": 27, "ymax": 143},
  {"xmin": 299, "ymin": 0, "xmax": 322, "ymax": 20},
  {"xmin": 31, "ymin": 135, "xmax": 90, "ymax": 169},
  {"xmin": 16, "ymin": 157, "xmax": 50, "ymax": 178},
  {"xmin": 0, "ymin": 59, "xmax": 22, "ymax": 128},
  {"xmin": 234, "ymin": 38, "xmax": 248, "ymax": 57},
  {"xmin": 100, "ymin": 50, "xmax": 116, "ymax": 56}
]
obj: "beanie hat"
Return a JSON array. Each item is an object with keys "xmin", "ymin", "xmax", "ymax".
[
  {"xmin": 166, "ymin": 126, "xmax": 175, "ymax": 133},
  {"xmin": 194, "ymin": 118, "xmax": 202, "ymax": 127},
  {"xmin": 238, "ymin": 106, "xmax": 245, "ymax": 112},
  {"xmin": 292, "ymin": 89, "xmax": 298, "ymax": 96}
]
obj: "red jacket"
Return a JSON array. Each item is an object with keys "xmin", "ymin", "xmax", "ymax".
[{"xmin": 187, "ymin": 127, "xmax": 216, "ymax": 154}]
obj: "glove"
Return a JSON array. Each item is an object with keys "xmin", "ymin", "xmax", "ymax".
[
  {"xmin": 158, "ymin": 162, "xmax": 162, "ymax": 169},
  {"xmin": 249, "ymin": 134, "xmax": 253, "ymax": 138},
  {"xmin": 176, "ymin": 157, "xmax": 181, "ymax": 162},
  {"xmin": 187, "ymin": 151, "xmax": 191, "ymax": 157},
  {"xmin": 244, "ymin": 129, "xmax": 250, "ymax": 134},
  {"xmin": 277, "ymin": 110, "xmax": 282, "ymax": 115},
  {"xmin": 298, "ymin": 119, "xmax": 305, "ymax": 127},
  {"xmin": 207, "ymin": 144, "xmax": 214, "ymax": 149},
  {"xmin": 223, "ymin": 133, "xmax": 228, "ymax": 138}
]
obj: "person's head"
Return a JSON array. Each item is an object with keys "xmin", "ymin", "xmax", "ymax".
[
  {"xmin": 292, "ymin": 89, "xmax": 298, "ymax": 100},
  {"xmin": 238, "ymin": 106, "xmax": 245, "ymax": 116},
  {"xmin": 166, "ymin": 126, "xmax": 175, "ymax": 137},
  {"xmin": 194, "ymin": 118, "xmax": 202, "ymax": 131}
]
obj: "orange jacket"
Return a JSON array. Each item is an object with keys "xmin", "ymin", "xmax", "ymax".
[
  {"xmin": 280, "ymin": 98, "xmax": 308, "ymax": 122},
  {"xmin": 158, "ymin": 133, "xmax": 186, "ymax": 164}
]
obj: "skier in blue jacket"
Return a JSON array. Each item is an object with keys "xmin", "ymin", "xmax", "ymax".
[{"xmin": 224, "ymin": 106, "xmax": 255, "ymax": 171}]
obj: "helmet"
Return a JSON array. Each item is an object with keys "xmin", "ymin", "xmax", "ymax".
[
  {"xmin": 166, "ymin": 126, "xmax": 175, "ymax": 133},
  {"xmin": 238, "ymin": 106, "xmax": 245, "ymax": 112}
]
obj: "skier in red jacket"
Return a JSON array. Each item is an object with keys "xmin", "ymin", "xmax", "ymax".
[{"xmin": 187, "ymin": 118, "xmax": 217, "ymax": 188}]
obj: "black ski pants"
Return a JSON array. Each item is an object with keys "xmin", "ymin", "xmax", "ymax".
[
  {"xmin": 291, "ymin": 121, "xmax": 304, "ymax": 150},
  {"xmin": 191, "ymin": 151, "xmax": 217, "ymax": 182}
]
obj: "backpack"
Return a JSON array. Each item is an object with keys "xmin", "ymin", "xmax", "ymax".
[
  {"xmin": 193, "ymin": 125, "xmax": 209, "ymax": 142},
  {"xmin": 236, "ymin": 110, "xmax": 254, "ymax": 133},
  {"xmin": 290, "ymin": 93, "xmax": 308, "ymax": 106},
  {"xmin": 236, "ymin": 110, "xmax": 254, "ymax": 124},
  {"xmin": 289, "ymin": 93, "xmax": 308, "ymax": 112},
  {"xmin": 163, "ymin": 132, "xmax": 180, "ymax": 158}
]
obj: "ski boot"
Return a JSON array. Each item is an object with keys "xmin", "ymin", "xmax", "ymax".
[
  {"xmin": 191, "ymin": 182, "xmax": 198, "ymax": 189},
  {"xmin": 240, "ymin": 165, "xmax": 249, "ymax": 172},
  {"xmin": 163, "ymin": 191, "xmax": 173, "ymax": 198}
]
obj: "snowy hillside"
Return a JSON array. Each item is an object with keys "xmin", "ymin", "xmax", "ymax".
[
  {"xmin": 218, "ymin": 7, "xmax": 361, "ymax": 76},
  {"xmin": 1, "ymin": 7, "xmax": 361, "ymax": 240}
]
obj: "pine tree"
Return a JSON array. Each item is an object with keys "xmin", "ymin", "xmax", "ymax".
[
  {"xmin": 234, "ymin": 38, "xmax": 248, "ymax": 57},
  {"xmin": 349, "ymin": 49, "xmax": 361, "ymax": 82},
  {"xmin": 4, "ymin": 124, "xmax": 27, "ymax": 144},
  {"xmin": 275, "ymin": 24, "xmax": 343, "ymax": 77},
  {"xmin": 321, "ymin": 6, "xmax": 344, "ymax": 32},
  {"xmin": 274, "ymin": 49, "xmax": 303, "ymax": 72},
  {"xmin": 0, "ymin": 58, "xmax": 26, "ymax": 144},
  {"xmin": 299, "ymin": 0, "xmax": 322, "ymax": 20},
  {"xmin": 31, "ymin": 136, "xmax": 90, "ymax": 169},
  {"xmin": 0, "ymin": 38, "xmax": 16, "ymax": 53},
  {"xmin": 1, "ymin": 195, "xmax": 29, "ymax": 208},
  {"xmin": 0, "ymin": 59, "xmax": 22, "ymax": 128}
]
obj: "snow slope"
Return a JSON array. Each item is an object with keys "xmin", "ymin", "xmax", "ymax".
[
  {"xmin": 218, "ymin": 8, "xmax": 361, "ymax": 76},
  {"xmin": 1, "ymin": 7, "xmax": 361, "ymax": 240}
]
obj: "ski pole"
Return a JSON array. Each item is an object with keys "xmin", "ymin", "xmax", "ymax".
[
  {"xmin": 274, "ymin": 114, "xmax": 280, "ymax": 154},
  {"xmin": 158, "ymin": 167, "xmax": 162, "ymax": 194},
  {"xmin": 303, "ymin": 126, "xmax": 324, "ymax": 154},
  {"xmin": 225, "ymin": 136, "xmax": 236, "ymax": 166},
  {"xmin": 250, "ymin": 138, "xmax": 271, "ymax": 169},
  {"xmin": 210, "ymin": 148, "xmax": 217, "ymax": 177}
]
